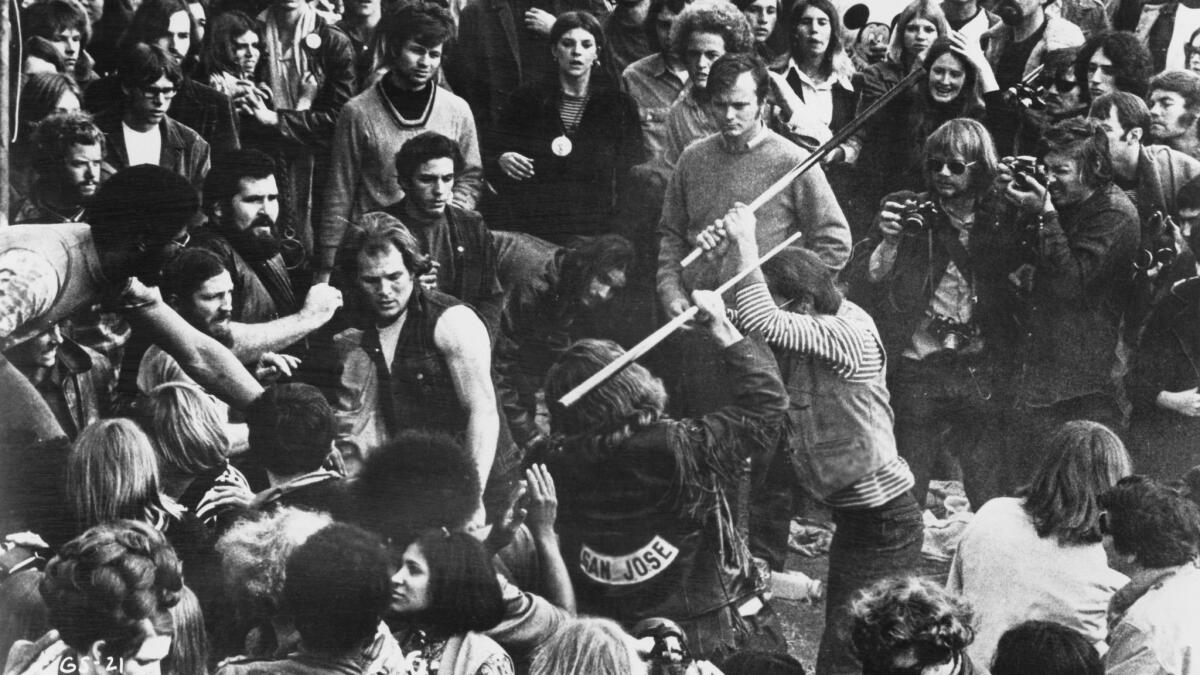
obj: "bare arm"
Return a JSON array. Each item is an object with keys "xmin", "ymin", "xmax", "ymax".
[
  {"xmin": 226, "ymin": 283, "xmax": 342, "ymax": 362},
  {"xmin": 524, "ymin": 464, "xmax": 576, "ymax": 614},
  {"xmin": 124, "ymin": 284, "xmax": 263, "ymax": 410},
  {"xmin": 434, "ymin": 305, "xmax": 500, "ymax": 521}
]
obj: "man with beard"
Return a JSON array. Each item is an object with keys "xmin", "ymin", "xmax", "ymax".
[
  {"xmin": 93, "ymin": 43, "xmax": 211, "ymax": 190},
  {"xmin": 982, "ymin": 0, "xmax": 1083, "ymax": 92},
  {"xmin": 1147, "ymin": 70, "xmax": 1200, "ymax": 161},
  {"xmin": 0, "ymin": 165, "xmax": 263, "ymax": 443},
  {"xmin": 194, "ymin": 149, "xmax": 298, "ymax": 324},
  {"xmin": 497, "ymin": 234, "xmax": 634, "ymax": 449},
  {"xmin": 137, "ymin": 247, "xmax": 336, "ymax": 402},
  {"xmin": 995, "ymin": 117, "xmax": 1138, "ymax": 491},
  {"xmin": 11, "ymin": 112, "xmax": 106, "ymax": 224}
]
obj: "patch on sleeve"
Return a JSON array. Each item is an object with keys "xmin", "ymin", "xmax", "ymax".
[{"xmin": 579, "ymin": 536, "xmax": 679, "ymax": 586}]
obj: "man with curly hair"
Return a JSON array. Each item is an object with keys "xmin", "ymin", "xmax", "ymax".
[
  {"xmin": 1100, "ymin": 476, "xmax": 1200, "ymax": 675},
  {"xmin": 850, "ymin": 576, "xmax": 984, "ymax": 675},
  {"xmin": 12, "ymin": 112, "xmax": 107, "ymax": 224},
  {"xmin": 1077, "ymin": 31, "xmax": 1153, "ymax": 103}
]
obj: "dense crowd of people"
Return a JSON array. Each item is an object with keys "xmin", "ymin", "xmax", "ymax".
[{"xmin": 3, "ymin": 0, "xmax": 1200, "ymax": 672}]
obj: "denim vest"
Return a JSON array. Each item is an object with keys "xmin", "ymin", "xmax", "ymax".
[{"xmin": 778, "ymin": 348, "xmax": 897, "ymax": 501}]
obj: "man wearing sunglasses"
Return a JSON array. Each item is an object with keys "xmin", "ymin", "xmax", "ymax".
[
  {"xmin": 994, "ymin": 117, "xmax": 1138, "ymax": 492},
  {"xmin": 853, "ymin": 118, "xmax": 1015, "ymax": 510}
]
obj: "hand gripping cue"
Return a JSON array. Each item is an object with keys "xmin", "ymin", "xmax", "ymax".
[
  {"xmin": 677, "ymin": 67, "xmax": 924, "ymax": 269},
  {"xmin": 557, "ymin": 230, "xmax": 803, "ymax": 408},
  {"xmin": 557, "ymin": 69, "xmax": 924, "ymax": 409}
]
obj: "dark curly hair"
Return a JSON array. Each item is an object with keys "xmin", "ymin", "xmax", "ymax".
[
  {"xmin": 1077, "ymin": 31, "xmax": 1153, "ymax": 101},
  {"xmin": 849, "ymin": 576, "xmax": 975, "ymax": 672},
  {"xmin": 285, "ymin": 523, "xmax": 391, "ymax": 652},
  {"xmin": 39, "ymin": 520, "xmax": 182, "ymax": 659},
  {"xmin": 245, "ymin": 383, "xmax": 337, "ymax": 477},
  {"xmin": 1100, "ymin": 475, "xmax": 1200, "ymax": 568},
  {"xmin": 29, "ymin": 111, "xmax": 104, "ymax": 177},
  {"xmin": 352, "ymin": 430, "xmax": 481, "ymax": 542}
]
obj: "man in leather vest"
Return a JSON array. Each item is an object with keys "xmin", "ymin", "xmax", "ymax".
[{"xmin": 329, "ymin": 212, "xmax": 517, "ymax": 527}]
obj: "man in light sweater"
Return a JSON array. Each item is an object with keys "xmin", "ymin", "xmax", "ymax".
[
  {"xmin": 657, "ymin": 52, "xmax": 850, "ymax": 321},
  {"xmin": 323, "ymin": 3, "xmax": 481, "ymax": 261}
]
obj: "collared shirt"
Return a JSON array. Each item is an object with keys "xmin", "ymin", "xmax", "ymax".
[
  {"xmin": 784, "ymin": 60, "xmax": 854, "ymax": 127},
  {"xmin": 621, "ymin": 52, "xmax": 688, "ymax": 161}
]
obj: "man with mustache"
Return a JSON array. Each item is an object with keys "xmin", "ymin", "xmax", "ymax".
[
  {"xmin": 193, "ymin": 149, "xmax": 299, "ymax": 324},
  {"xmin": 1147, "ymin": 69, "xmax": 1200, "ymax": 160},
  {"xmin": 11, "ymin": 112, "xmax": 107, "ymax": 225},
  {"xmin": 994, "ymin": 117, "xmax": 1138, "ymax": 492},
  {"xmin": 982, "ymin": 0, "xmax": 1082, "ymax": 91}
]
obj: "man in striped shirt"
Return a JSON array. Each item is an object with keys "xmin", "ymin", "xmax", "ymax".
[{"xmin": 697, "ymin": 201, "xmax": 922, "ymax": 675}]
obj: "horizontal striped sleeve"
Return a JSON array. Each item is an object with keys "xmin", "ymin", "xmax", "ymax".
[
  {"xmin": 734, "ymin": 282, "xmax": 883, "ymax": 381},
  {"xmin": 824, "ymin": 456, "xmax": 915, "ymax": 510}
]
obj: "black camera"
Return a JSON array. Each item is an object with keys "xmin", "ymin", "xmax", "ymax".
[
  {"xmin": 928, "ymin": 315, "xmax": 978, "ymax": 353},
  {"xmin": 1002, "ymin": 80, "xmax": 1047, "ymax": 110},
  {"xmin": 633, "ymin": 618, "xmax": 693, "ymax": 675},
  {"xmin": 900, "ymin": 199, "xmax": 941, "ymax": 235},
  {"xmin": 1009, "ymin": 156, "xmax": 1047, "ymax": 190},
  {"xmin": 1134, "ymin": 211, "xmax": 1180, "ymax": 271}
]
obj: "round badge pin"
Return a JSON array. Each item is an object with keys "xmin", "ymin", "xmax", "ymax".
[
  {"xmin": 304, "ymin": 33, "xmax": 322, "ymax": 50},
  {"xmin": 551, "ymin": 135, "xmax": 573, "ymax": 157}
]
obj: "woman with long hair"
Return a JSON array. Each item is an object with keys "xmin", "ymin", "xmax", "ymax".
[
  {"xmin": 948, "ymin": 421, "xmax": 1133, "ymax": 667},
  {"xmin": 137, "ymin": 382, "xmax": 252, "ymax": 526},
  {"xmin": 781, "ymin": 0, "xmax": 856, "ymax": 134},
  {"xmin": 851, "ymin": 34, "xmax": 990, "ymax": 221},
  {"xmin": 66, "ymin": 419, "xmax": 214, "ymax": 597},
  {"xmin": 386, "ymin": 530, "xmax": 513, "ymax": 675},
  {"xmin": 195, "ymin": 11, "xmax": 261, "ymax": 99},
  {"xmin": 488, "ymin": 10, "xmax": 645, "ymax": 244}
]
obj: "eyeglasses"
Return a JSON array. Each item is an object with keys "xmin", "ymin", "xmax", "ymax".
[
  {"xmin": 171, "ymin": 230, "xmax": 190, "ymax": 248},
  {"xmin": 925, "ymin": 158, "xmax": 976, "ymax": 175},
  {"xmin": 1040, "ymin": 76, "xmax": 1078, "ymax": 92},
  {"xmin": 140, "ymin": 86, "xmax": 178, "ymax": 100}
]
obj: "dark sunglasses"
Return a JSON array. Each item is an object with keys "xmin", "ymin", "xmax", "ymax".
[
  {"xmin": 925, "ymin": 158, "xmax": 976, "ymax": 175},
  {"xmin": 1040, "ymin": 76, "xmax": 1078, "ymax": 92}
]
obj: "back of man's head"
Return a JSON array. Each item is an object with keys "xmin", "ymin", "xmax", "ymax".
[
  {"xmin": 202, "ymin": 149, "xmax": 277, "ymax": 211},
  {"xmin": 1150, "ymin": 69, "xmax": 1200, "ymax": 111},
  {"xmin": 39, "ymin": 520, "xmax": 182, "ymax": 658},
  {"xmin": 89, "ymin": 165, "xmax": 199, "ymax": 251},
  {"xmin": 245, "ymin": 383, "xmax": 336, "ymax": 477},
  {"xmin": 284, "ymin": 522, "xmax": 390, "ymax": 654},
  {"xmin": 352, "ymin": 430, "xmax": 480, "ymax": 542},
  {"xmin": 1100, "ymin": 475, "xmax": 1200, "ymax": 568},
  {"xmin": 1089, "ymin": 91, "xmax": 1151, "ymax": 139}
]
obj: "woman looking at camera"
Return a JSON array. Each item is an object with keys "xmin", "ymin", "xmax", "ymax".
[{"xmin": 488, "ymin": 11, "xmax": 645, "ymax": 245}]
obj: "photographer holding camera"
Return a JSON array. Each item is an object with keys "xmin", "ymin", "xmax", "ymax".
[
  {"xmin": 995, "ymin": 116, "xmax": 1139, "ymax": 491},
  {"xmin": 849, "ymin": 118, "xmax": 1017, "ymax": 509}
]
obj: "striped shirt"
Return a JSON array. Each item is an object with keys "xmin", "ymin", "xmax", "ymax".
[
  {"xmin": 732, "ymin": 282, "xmax": 913, "ymax": 510},
  {"xmin": 559, "ymin": 92, "xmax": 590, "ymax": 134}
]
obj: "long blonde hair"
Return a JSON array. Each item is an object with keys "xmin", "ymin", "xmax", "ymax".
[
  {"xmin": 67, "ymin": 419, "xmax": 163, "ymax": 530},
  {"xmin": 887, "ymin": 0, "xmax": 951, "ymax": 66}
]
